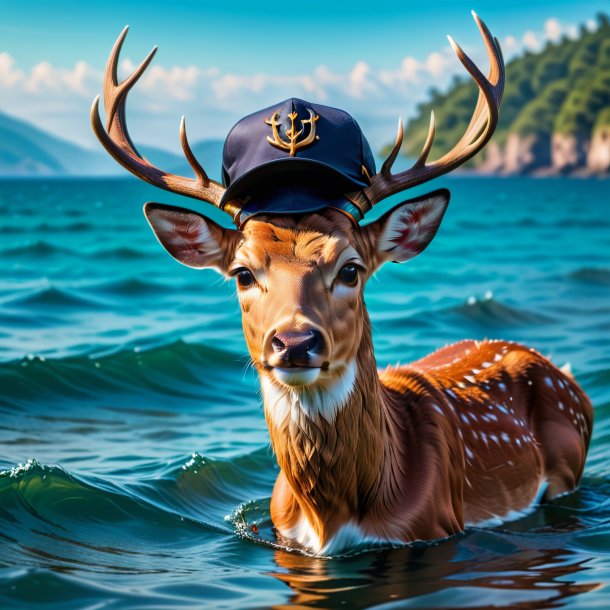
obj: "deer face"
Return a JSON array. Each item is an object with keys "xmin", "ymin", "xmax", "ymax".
[
  {"xmin": 230, "ymin": 211, "xmax": 368, "ymax": 389},
  {"xmin": 144, "ymin": 189, "xmax": 449, "ymax": 392}
]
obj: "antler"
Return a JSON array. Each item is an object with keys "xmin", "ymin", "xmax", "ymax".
[
  {"xmin": 352, "ymin": 11, "xmax": 505, "ymax": 210},
  {"xmin": 91, "ymin": 27, "xmax": 227, "ymax": 210}
]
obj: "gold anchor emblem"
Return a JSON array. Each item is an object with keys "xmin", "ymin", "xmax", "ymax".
[{"xmin": 264, "ymin": 109, "xmax": 320, "ymax": 156}]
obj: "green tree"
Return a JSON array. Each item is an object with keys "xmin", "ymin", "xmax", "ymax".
[{"xmin": 396, "ymin": 14, "xmax": 610, "ymax": 169}]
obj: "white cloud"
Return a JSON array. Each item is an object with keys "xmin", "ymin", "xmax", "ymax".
[
  {"xmin": 400, "ymin": 57, "xmax": 421, "ymax": 82},
  {"xmin": 544, "ymin": 17, "xmax": 579, "ymax": 43},
  {"xmin": 425, "ymin": 52, "xmax": 448, "ymax": 77},
  {"xmin": 522, "ymin": 30, "xmax": 540, "ymax": 51},
  {"xmin": 211, "ymin": 72, "xmax": 322, "ymax": 101},
  {"xmin": 377, "ymin": 45, "xmax": 463, "ymax": 89},
  {"xmin": 0, "ymin": 14, "xmax": 587, "ymax": 152},
  {"xmin": 25, "ymin": 60, "xmax": 98, "ymax": 96},
  {"xmin": 0, "ymin": 52, "xmax": 24, "ymax": 87},
  {"xmin": 119, "ymin": 58, "xmax": 219, "ymax": 101},
  {"xmin": 544, "ymin": 18, "xmax": 563, "ymax": 43},
  {"xmin": 505, "ymin": 17, "xmax": 581, "ymax": 56},
  {"xmin": 347, "ymin": 61, "xmax": 378, "ymax": 98},
  {"xmin": 501, "ymin": 35, "xmax": 520, "ymax": 55},
  {"xmin": 379, "ymin": 56, "xmax": 420, "ymax": 86},
  {"xmin": 0, "ymin": 40, "xmax": 499, "ymax": 152}
]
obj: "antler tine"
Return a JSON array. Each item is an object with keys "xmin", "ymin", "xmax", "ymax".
[
  {"xmin": 180, "ymin": 116, "xmax": 211, "ymax": 185},
  {"xmin": 494, "ymin": 35, "xmax": 506, "ymax": 97},
  {"xmin": 413, "ymin": 111, "xmax": 436, "ymax": 169},
  {"xmin": 379, "ymin": 111, "xmax": 435, "ymax": 178},
  {"xmin": 359, "ymin": 13, "xmax": 504, "ymax": 207},
  {"xmin": 442, "ymin": 35, "xmax": 497, "ymax": 153},
  {"xmin": 445, "ymin": 11, "xmax": 503, "ymax": 150},
  {"xmin": 104, "ymin": 26, "xmax": 157, "ymax": 132},
  {"xmin": 91, "ymin": 28, "xmax": 228, "ymax": 211},
  {"xmin": 473, "ymin": 11, "xmax": 504, "ymax": 91},
  {"xmin": 380, "ymin": 118, "xmax": 404, "ymax": 176}
]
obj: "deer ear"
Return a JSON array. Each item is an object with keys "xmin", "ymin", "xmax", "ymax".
[
  {"xmin": 143, "ymin": 203, "xmax": 240, "ymax": 274},
  {"xmin": 366, "ymin": 189, "xmax": 450, "ymax": 264}
]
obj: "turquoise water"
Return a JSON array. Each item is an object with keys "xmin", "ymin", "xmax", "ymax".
[{"xmin": 0, "ymin": 176, "xmax": 609, "ymax": 609}]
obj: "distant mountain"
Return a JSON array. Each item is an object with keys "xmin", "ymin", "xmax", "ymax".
[
  {"xmin": 0, "ymin": 111, "xmax": 223, "ymax": 179},
  {"xmin": 0, "ymin": 111, "xmax": 101, "ymax": 175},
  {"xmin": 395, "ymin": 13, "xmax": 610, "ymax": 175}
]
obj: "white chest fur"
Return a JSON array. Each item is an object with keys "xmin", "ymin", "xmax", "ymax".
[{"xmin": 261, "ymin": 361, "xmax": 357, "ymax": 427}]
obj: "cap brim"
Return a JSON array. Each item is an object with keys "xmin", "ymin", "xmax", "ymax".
[
  {"xmin": 225, "ymin": 178, "xmax": 366, "ymax": 227},
  {"xmin": 220, "ymin": 157, "xmax": 369, "ymax": 208}
]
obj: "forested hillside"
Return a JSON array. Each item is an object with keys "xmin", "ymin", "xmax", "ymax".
[{"xmin": 398, "ymin": 14, "xmax": 610, "ymax": 174}]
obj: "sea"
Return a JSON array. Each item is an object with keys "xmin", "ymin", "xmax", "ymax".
[{"xmin": 0, "ymin": 175, "xmax": 609, "ymax": 609}]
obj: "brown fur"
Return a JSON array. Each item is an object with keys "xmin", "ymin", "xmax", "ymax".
[
  {"xmin": 145, "ymin": 205, "xmax": 593, "ymax": 552},
  {"xmin": 239, "ymin": 211, "xmax": 592, "ymax": 549}
]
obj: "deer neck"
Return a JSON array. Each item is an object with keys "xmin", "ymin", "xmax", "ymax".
[{"xmin": 261, "ymin": 314, "xmax": 389, "ymax": 548}]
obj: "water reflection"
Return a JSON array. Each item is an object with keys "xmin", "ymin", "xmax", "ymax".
[{"xmin": 270, "ymin": 531, "xmax": 600, "ymax": 609}]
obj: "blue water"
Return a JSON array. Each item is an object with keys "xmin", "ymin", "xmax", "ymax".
[{"xmin": 0, "ymin": 176, "xmax": 609, "ymax": 609}]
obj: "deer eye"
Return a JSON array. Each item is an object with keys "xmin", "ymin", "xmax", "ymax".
[
  {"xmin": 234, "ymin": 268, "xmax": 255, "ymax": 289},
  {"xmin": 337, "ymin": 263, "xmax": 359, "ymax": 287}
]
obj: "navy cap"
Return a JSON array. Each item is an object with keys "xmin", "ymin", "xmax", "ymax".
[{"xmin": 220, "ymin": 98, "xmax": 376, "ymax": 224}]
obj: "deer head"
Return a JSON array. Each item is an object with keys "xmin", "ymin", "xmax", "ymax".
[
  {"xmin": 91, "ymin": 13, "xmax": 503, "ymax": 420},
  {"xmin": 143, "ymin": 189, "xmax": 448, "ymax": 411}
]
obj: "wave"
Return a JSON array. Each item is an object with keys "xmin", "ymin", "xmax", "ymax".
[
  {"xmin": 0, "ymin": 457, "xmax": 231, "ymax": 582},
  {"xmin": 379, "ymin": 295, "xmax": 554, "ymax": 332},
  {"xmin": 5, "ymin": 337, "xmax": 241, "ymax": 368},
  {"xmin": 136, "ymin": 448, "xmax": 275, "ymax": 522},
  {"xmin": 517, "ymin": 219, "xmax": 610, "ymax": 229},
  {"xmin": 0, "ymin": 240, "xmax": 72, "ymax": 256},
  {"xmin": 579, "ymin": 366, "xmax": 610, "ymax": 392},
  {"xmin": 0, "ymin": 570, "xmax": 127, "ymax": 610},
  {"xmin": 0, "ymin": 240, "xmax": 149, "ymax": 260},
  {"xmin": 0, "ymin": 340, "xmax": 250, "ymax": 406},
  {"xmin": 38, "ymin": 221, "xmax": 95, "ymax": 232},
  {"xmin": 88, "ymin": 277, "xmax": 168, "ymax": 297},
  {"xmin": 0, "ymin": 458, "xmax": 225, "ymax": 530},
  {"xmin": 1, "ymin": 285, "xmax": 106, "ymax": 310},
  {"xmin": 0, "ymin": 221, "xmax": 96, "ymax": 235},
  {"xmin": 90, "ymin": 246, "xmax": 148, "ymax": 260},
  {"xmin": 0, "ymin": 450, "xmax": 278, "ymax": 549},
  {"xmin": 566, "ymin": 267, "xmax": 610, "ymax": 286},
  {"xmin": 445, "ymin": 295, "xmax": 554, "ymax": 326}
]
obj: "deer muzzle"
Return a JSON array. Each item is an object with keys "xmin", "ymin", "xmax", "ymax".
[{"xmin": 264, "ymin": 329, "xmax": 329, "ymax": 387}]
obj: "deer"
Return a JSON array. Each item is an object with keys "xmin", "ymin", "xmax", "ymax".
[{"xmin": 91, "ymin": 14, "xmax": 593, "ymax": 556}]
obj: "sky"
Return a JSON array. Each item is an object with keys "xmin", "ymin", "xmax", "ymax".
[{"xmin": 0, "ymin": 0, "xmax": 608, "ymax": 153}]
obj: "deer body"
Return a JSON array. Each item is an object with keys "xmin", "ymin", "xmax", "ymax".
[
  {"xmin": 139, "ymin": 206, "xmax": 592, "ymax": 555},
  {"xmin": 265, "ymin": 333, "xmax": 592, "ymax": 554},
  {"xmin": 92, "ymin": 14, "xmax": 593, "ymax": 556}
]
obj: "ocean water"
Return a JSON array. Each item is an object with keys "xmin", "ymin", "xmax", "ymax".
[{"xmin": 0, "ymin": 175, "xmax": 609, "ymax": 609}]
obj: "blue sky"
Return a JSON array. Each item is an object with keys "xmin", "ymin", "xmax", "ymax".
[{"xmin": 0, "ymin": 0, "xmax": 607, "ymax": 152}]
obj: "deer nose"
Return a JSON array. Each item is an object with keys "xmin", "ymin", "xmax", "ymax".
[{"xmin": 271, "ymin": 330, "xmax": 322, "ymax": 365}]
